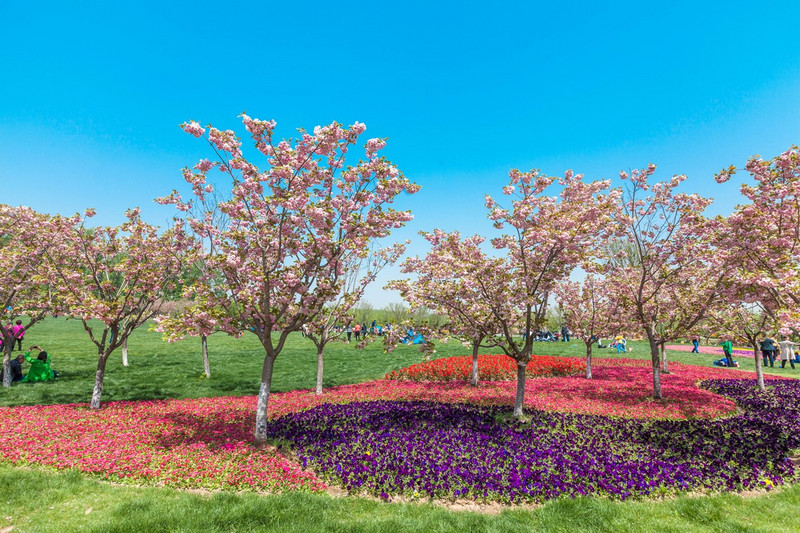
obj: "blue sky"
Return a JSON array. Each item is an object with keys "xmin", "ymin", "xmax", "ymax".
[{"xmin": 2, "ymin": 1, "xmax": 799, "ymax": 306}]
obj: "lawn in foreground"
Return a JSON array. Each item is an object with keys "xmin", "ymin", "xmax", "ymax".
[{"xmin": 2, "ymin": 461, "xmax": 799, "ymax": 532}]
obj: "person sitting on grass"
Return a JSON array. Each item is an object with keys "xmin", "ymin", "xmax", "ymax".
[
  {"xmin": 20, "ymin": 345, "xmax": 57, "ymax": 383},
  {"xmin": 0, "ymin": 354, "xmax": 25, "ymax": 383},
  {"xmin": 611, "ymin": 336, "xmax": 626, "ymax": 353}
]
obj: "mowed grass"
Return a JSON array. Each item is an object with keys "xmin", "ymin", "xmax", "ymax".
[
  {"xmin": 2, "ymin": 318, "xmax": 799, "ymax": 532},
  {"xmin": 5, "ymin": 318, "xmax": 792, "ymax": 407},
  {"xmin": 1, "ymin": 318, "xmax": 507, "ymax": 407},
  {"xmin": 2, "ymin": 464, "xmax": 798, "ymax": 533}
]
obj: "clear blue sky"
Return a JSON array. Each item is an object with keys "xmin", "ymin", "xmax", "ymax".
[{"xmin": 2, "ymin": 1, "xmax": 799, "ymax": 306}]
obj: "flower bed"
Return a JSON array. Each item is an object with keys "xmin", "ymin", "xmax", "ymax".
[
  {"xmin": 0, "ymin": 358, "xmax": 787, "ymax": 496},
  {"xmin": 385, "ymin": 354, "xmax": 585, "ymax": 381},
  {"xmin": 269, "ymin": 379, "xmax": 800, "ymax": 503},
  {"xmin": 0, "ymin": 396, "xmax": 326, "ymax": 493}
]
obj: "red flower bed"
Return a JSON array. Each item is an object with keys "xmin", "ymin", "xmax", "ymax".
[{"xmin": 385, "ymin": 354, "xmax": 585, "ymax": 381}]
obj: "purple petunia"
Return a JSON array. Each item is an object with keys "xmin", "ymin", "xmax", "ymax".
[{"xmin": 269, "ymin": 379, "xmax": 800, "ymax": 503}]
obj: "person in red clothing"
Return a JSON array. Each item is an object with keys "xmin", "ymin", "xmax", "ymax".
[{"xmin": 12, "ymin": 320, "xmax": 25, "ymax": 351}]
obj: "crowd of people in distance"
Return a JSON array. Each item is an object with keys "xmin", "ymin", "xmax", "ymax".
[
  {"xmin": 0, "ymin": 345, "xmax": 58, "ymax": 384},
  {"xmin": 522, "ymin": 325, "xmax": 573, "ymax": 343},
  {"xmin": 756, "ymin": 336, "xmax": 799, "ymax": 369},
  {"xmin": 334, "ymin": 321, "xmax": 392, "ymax": 342},
  {"xmin": 688, "ymin": 334, "xmax": 800, "ymax": 369}
]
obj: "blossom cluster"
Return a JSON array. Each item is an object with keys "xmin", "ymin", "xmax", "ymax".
[
  {"xmin": 385, "ymin": 354, "xmax": 585, "ymax": 382},
  {"xmin": 269, "ymin": 378, "xmax": 800, "ymax": 503}
]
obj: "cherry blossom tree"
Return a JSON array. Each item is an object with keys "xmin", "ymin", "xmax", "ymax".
[
  {"xmin": 154, "ymin": 292, "xmax": 227, "ymax": 379},
  {"xmin": 0, "ymin": 206, "xmax": 65, "ymax": 386},
  {"xmin": 553, "ymin": 275, "xmax": 627, "ymax": 379},
  {"xmin": 389, "ymin": 230, "xmax": 503, "ymax": 386},
  {"xmin": 304, "ymin": 243, "xmax": 406, "ymax": 395},
  {"xmin": 49, "ymin": 209, "xmax": 192, "ymax": 408},
  {"xmin": 715, "ymin": 147, "xmax": 800, "ymax": 334},
  {"xmin": 160, "ymin": 115, "xmax": 420, "ymax": 443},
  {"xmin": 427, "ymin": 170, "xmax": 620, "ymax": 416},
  {"xmin": 606, "ymin": 165, "xmax": 725, "ymax": 398}
]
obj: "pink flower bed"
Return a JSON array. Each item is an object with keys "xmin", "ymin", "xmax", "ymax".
[
  {"xmin": 0, "ymin": 357, "xmax": 764, "ymax": 491},
  {"xmin": 0, "ymin": 396, "xmax": 326, "ymax": 492}
]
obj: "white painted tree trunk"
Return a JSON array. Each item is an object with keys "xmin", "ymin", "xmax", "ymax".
[
  {"xmin": 513, "ymin": 360, "xmax": 527, "ymax": 417},
  {"xmin": 2, "ymin": 343, "xmax": 12, "ymax": 387},
  {"xmin": 315, "ymin": 345, "xmax": 324, "ymax": 395},
  {"xmin": 585, "ymin": 342, "xmax": 593, "ymax": 379},
  {"xmin": 122, "ymin": 338, "xmax": 128, "ymax": 367},
  {"xmin": 91, "ymin": 354, "xmax": 108, "ymax": 409},
  {"xmin": 202, "ymin": 335, "xmax": 210, "ymax": 378},
  {"xmin": 753, "ymin": 345, "xmax": 765, "ymax": 391},
  {"xmin": 254, "ymin": 354, "xmax": 277, "ymax": 443},
  {"xmin": 646, "ymin": 327, "xmax": 662, "ymax": 399},
  {"xmin": 470, "ymin": 344, "xmax": 480, "ymax": 386}
]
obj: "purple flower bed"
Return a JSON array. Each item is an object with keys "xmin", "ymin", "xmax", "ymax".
[{"xmin": 269, "ymin": 379, "xmax": 800, "ymax": 503}]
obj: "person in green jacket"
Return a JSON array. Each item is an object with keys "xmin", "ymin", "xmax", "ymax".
[
  {"xmin": 21, "ymin": 346, "xmax": 56, "ymax": 383},
  {"xmin": 720, "ymin": 339, "xmax": 735, "ymax": 367}
]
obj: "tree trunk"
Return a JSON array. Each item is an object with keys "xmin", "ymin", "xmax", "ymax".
[
  {"xmin": 585, "ymin": 341, "xmax": 593, "ymax": 379},
  {"xmin": 513, "ymin": 359, "xmax": 527, "ymax": 417},
  {"xmin": 660, "ymin": 342, "xmax": 669, "ymax": 374},
  {"xmin": 646, "ymin": 328, "xmax": 662, "ymax": 399},
  {"xmin": 753, "ymin": 344, "xmax": 765, "ymax": 392},
  {"xmin": 315, "ymin": 344, "xmax": 324, "ymax": 395},
  {"xmin": 201, "ymin": 335, "xmax": 210, "ymax": 378},
  {"xmin": 90, "ymin": 352, "xmax": 109, "ymax": 409},
  {"xmin": 2, "ymin": 345, "xmax": 11, "ymax": 388},
  {"xmin": 121, "ymin": 337, "xmax": 128, "ymax": 367},
  {"xmin": 470, "ymin": 343, "xmax": 480, "ymax": 386},
  {"xmin": 254, "ymin": 353, "xmax": 277, "ymax": 444}
]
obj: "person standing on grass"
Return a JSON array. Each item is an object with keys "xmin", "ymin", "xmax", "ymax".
[
  {"xmin": 760, "ymin": 337, "xmax": 777, "ymax": 367},
  {"xmin": 721, "ymin": 339, "xmax": 735, "ymax": 367},
  {"xmin": 778, "ymin": 336, "xmax": 797, "ymax": 369},
  {"xmin": 690, "ymin": 334, "xmax": 700, "ymax": 353},
  {"xmin": 353, "ymin": 323, "xmax": 361, "ymax": 341},
  {"xmin": 12, "ymin": 320, "xmax": 25, "ymax": 351},
  {"xmin": 561, "ymin": 324, "xmax": 570, "ymax": 342}
]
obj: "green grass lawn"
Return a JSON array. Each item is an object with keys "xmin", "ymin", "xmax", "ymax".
[
  {"xmin": 1, "ymin": 318, "xmax": 798, "ymax": 532},
  {"xmin": 2, "ymin": 464, "xmax": 798, "ymax": 532},
  {"xmin": 2, "ymin": 318, "xmax": 508, "ymax": 407}
]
